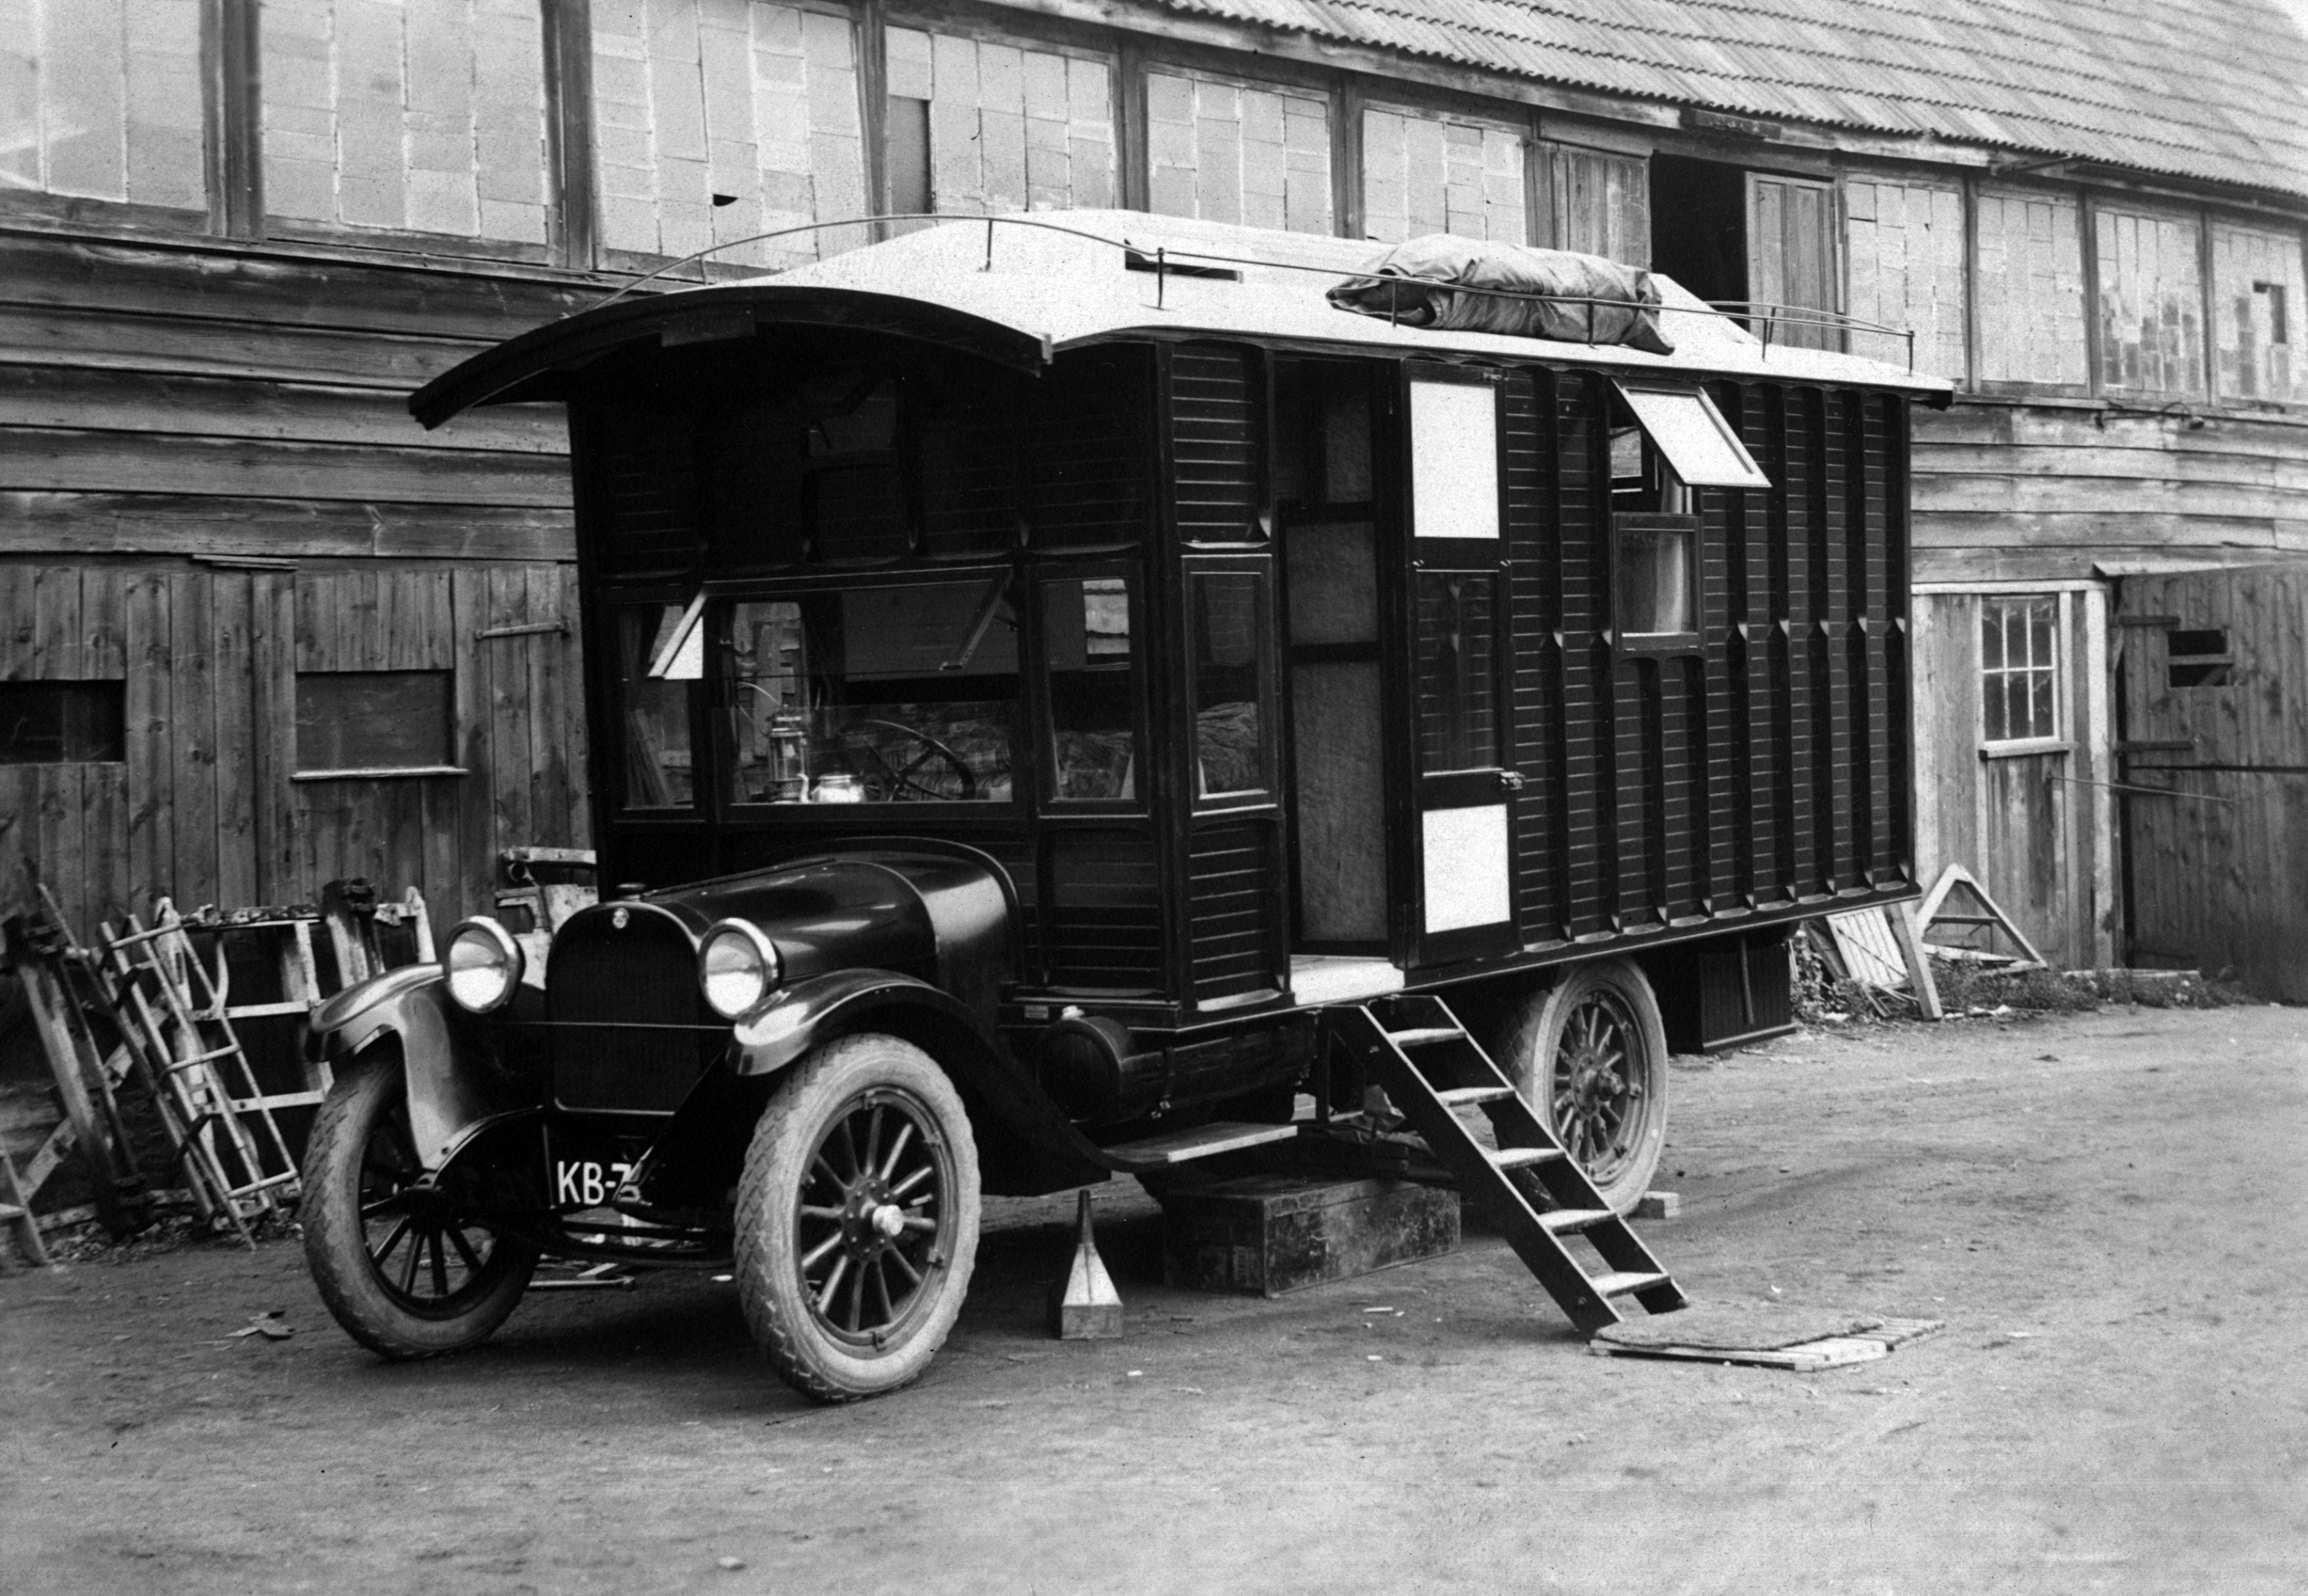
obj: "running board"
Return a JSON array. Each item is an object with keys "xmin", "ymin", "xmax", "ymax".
[
  {"xmin": 1320, "ymin": 997, "xmax": 1686, "ymax": 1335},
  {"xmin": 1100, "ymin": 1121, "xmax": 1299, "ymax": 1173}
]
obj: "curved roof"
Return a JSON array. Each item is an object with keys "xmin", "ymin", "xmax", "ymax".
[
  {"xmin": 1150, "ymin": 0, "xmax": 2308, "ymax": 200},
  {"xmin": 411, "ymin": 213, "xmax": 1949, "ymax": 425}
]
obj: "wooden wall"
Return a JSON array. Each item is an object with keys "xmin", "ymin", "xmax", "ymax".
[{"xmin": 0, "ymin": 224, "xmax": 595, "ymax": 932}]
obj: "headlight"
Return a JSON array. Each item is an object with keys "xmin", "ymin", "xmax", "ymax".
[
  {"xmin": 699, "ymin": 920, "xmax": 781, "ymax": 1019},
  {"xmin": 443, "ymin": 917, "xmax": 523, "ymax": 1013}
]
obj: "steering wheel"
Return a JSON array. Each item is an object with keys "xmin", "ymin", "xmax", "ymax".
[{"xmin": 838, "ymin": 719, "xmax": 978, "ymax": 801}]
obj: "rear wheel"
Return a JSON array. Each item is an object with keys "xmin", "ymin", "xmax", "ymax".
[
  {"xmin": 302, "ymin": 1053, "xmax": 539, "ymax": 1358},
  {"xmin": 1496, "ymin": 959, "xmax": 1670, "ymax": 1216},
  {"xmin": 734, "ymin": 1034, "xmax": 980, "ymax": 1403}
]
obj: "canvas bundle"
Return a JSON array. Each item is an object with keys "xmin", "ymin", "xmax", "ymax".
[{"xmin": 1327, "ymin": 235, "xmax": 1675, "ymax": 356}]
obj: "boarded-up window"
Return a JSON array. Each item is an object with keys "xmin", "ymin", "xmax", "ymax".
[
  {"xmin": 1748, "ymin": 173, "xmax": 1838, "ymax": 351},
  {"xmin": 1545, "ymin": 143, "xmax": 1647, "ymax": 266},
  {"xmin": 1844, "ymin": 175, "xmax": 1966, "ymax": 379},
  {"xmin": 1145, "ymin": 72, "xmax": 1331, "ymax": 235},
  {"xmin": 262, "ymin": 0, "xmax": 550, "ymax": 246},
  {"xmin": 1362, "ymin": 108, "xmax": 1526, "ymax": 245},
  {"xmin": 1975, "ymin": 186, "xmax": 2087, "ymax": 389},
  {"xmin": 2095, "ymin": 203, "xmax": 2204, "ymax": 397},
  {"xmin": 295, "ymin": 671, "xmax": 455, "ymax": 773},
  {"xmin": 883, "ymin": 28, "xmax": 1113, "ymax": 216},
  {"xmin": 591, "ymin": 0, "xmax": 867, "ymax": 268},
  {"xmin": 0, "ymin": 0, "xmax": 204, "ymax": 210},
  {"xmin": 2212, "ymin": 220, "xmax": 2307, "ymax": 405}
]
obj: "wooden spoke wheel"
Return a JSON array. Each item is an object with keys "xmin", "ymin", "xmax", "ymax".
[
  {"xmin": 735, "ymin": 1034, "xmax": 980, "ymax": 1402},
  {"xmin": 302, "ymin": 1054, "xmax": 539, "ymax": 1359},
  {"xmin": 1496, "ymin": 959, "xmax": 1670, "ymax": 1217}
]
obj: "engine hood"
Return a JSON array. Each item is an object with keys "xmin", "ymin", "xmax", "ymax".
[{"xmin": 558, "ymin": 845, "xmax": 1017, "ymax": 1021}]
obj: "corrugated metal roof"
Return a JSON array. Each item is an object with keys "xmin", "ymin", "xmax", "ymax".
[{"xmin": 1149, "ymin": 0, "xmax": 2308, "ymax": 199}]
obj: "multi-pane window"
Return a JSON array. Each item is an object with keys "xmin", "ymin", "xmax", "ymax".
[
  {"xmin": 2095, "ymin": 203, "xmax": 2205, "ymax": 396},
  {"xmin": 0, "ymin": 0, "xmax": 206, "ymax": 210},
  {"xmin": 1145, "ymin": 72, "xmax": 1331, "ymax": 235},
  {"xmin": 1362, "ymin": 108, "xmax": 1525, "ymax": 245},
  {"xmin": 1975, "ymin": 187, "xmax": 2088, "ymax": 389},
  {"xmin": 263, "ymin": 0, "xmax": 550, "ymax": 246},
  {"xmin": 1844, "ymin": 175, "xmax": 1967, "ymax": 378},
  {"xmin": 1981, "ymin": 597, "xmax": 2059, "ymax": 744},
  {"xmin": 590, "ymin": 0, "xmax": 866, "ymax": 268},
  {"xmin": 882, "ymin": 28, "xmax": 1113, "ymax": 218},
  {"xmin": 2213, "ymin": 222, "xmax": 2308, "ymax": 404}
]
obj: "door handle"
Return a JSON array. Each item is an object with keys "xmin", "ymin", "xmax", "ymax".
[{"xmin": 1497, "ymin": 770, "xmax": 1527, "ymax": 792}]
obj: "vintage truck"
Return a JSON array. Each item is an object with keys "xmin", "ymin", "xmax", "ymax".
[{"xmin": 297, "ymin": 214, "xmax": 1948, "ymax": 1401}]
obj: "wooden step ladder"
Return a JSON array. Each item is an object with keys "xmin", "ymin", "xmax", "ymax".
[{"xmin": 1321, "ymin": 994, "xmax": 1687, "ymax": 1334}]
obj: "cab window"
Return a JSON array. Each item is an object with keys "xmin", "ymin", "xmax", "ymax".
[
  {"xmin": 722, "ymin": 578, "xmax": 1019, "ymax": 804},
  {"xmin": 1042, "ymin": 573, "xmax": 1140, "ymax": 803},
  {"xmin": 617, "ymin": 602, "xmax": 696, "ymax": 810}
]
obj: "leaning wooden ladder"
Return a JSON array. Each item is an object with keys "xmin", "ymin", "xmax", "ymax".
[
  {"xmin": 97, "ymin": 902, "xmax": 303, "ymax": 1240},
  {"xmin": 1322, "ymin": 994, "xmax": 1687, "ymax": 1334}
]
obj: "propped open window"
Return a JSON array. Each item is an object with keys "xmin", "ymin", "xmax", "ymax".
[{"xmin": 1612, "ymin": 382, "xmax": 1770, "ymax": 490}]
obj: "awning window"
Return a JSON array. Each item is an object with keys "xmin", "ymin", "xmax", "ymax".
[{"xmin": 1612, "ymin": 382, "xmax": 1771, "ymax": 490}]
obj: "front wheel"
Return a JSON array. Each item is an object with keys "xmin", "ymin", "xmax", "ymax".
[
  {"xmin": 1495, "ymin": 959, "xmax": 1670, "ymax": 1217},
  {"xmin": 734, "ymin": 1033, "xmax": 980, "ymax": 1403},
  {"xmin": 301, "ymin": 1053, "xmax": 539, "ymax": 1358}
]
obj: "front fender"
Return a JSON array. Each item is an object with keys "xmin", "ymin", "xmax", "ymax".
[
  {"xmin": 307, "ymin": 965, "xmax": 494, "ymax": 1173},
  {"xmin": 731, "ymin": 969, "xmax": 961, "ymax": 1075}
]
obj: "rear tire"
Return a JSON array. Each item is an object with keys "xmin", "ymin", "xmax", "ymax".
[
  {"xmin": 302, "ymin": 1053, "xmax": 539, "ymax": 1359},
  {"xmin": 1495, "ymin": 959, "xmax": 1670, "ymax": 1217},
  {"xmin": 734, "ymin": 1034, "xmax": 980, "ymax": 1403}
]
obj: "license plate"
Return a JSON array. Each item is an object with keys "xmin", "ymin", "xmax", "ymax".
[{"xmin": 554, "ymin": 1159, "xmax": 633, "ymax": 1209}]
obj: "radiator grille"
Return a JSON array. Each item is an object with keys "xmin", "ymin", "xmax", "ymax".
[{"xmin": 546, "ymin": 915, "xmax": 716, "ymax": 1113}]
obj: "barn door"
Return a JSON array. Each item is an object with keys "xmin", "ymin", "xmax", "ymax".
[{"xmin": 1403, "ymin": 367, "xmax": 1516, "ymax": 965}]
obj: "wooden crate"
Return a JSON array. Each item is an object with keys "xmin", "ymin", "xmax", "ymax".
[{"xmin": 1155, "ymin": 1174, "xmax": 1459, "ymax": 1297}]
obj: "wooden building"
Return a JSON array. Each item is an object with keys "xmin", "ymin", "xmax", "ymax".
[{"xmin": 7, "ymin": 0, "xmax": 2308, "ymax": 982}]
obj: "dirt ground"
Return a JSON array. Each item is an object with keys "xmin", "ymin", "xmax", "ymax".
[{"xmin": 4, "ymin": 1002, "xmax": 2305, "ymax": 1596}]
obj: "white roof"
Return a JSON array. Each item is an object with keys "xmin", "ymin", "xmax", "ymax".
[{"xmin": 748, "ymin": 211, "xmax": 1951, "ymax": 397}]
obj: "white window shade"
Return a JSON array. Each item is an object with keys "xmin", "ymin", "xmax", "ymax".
[
  {"xmin": 1614, "ymin": 383, "xmax": 1771, "ymax": 489},
  {"xmin": 1409, "ymin": 379, "xmax": 1500, "ymax": 538}
]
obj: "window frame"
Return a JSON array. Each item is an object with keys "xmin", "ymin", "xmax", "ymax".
[
  {"xmin": 1034, "ymin": 560, "xmax": 1149, "ymax": 813},
  {"xmin": 1180, "ymin": 554, "xmax": 1279, "ymax": 813},
  {"xmin": 289, "ymin": 667, "xmax": 464, "ymax": 781},
  {"xmin": 1977, "ymin": 593, "xmax": 2067, "ymax": 753}
]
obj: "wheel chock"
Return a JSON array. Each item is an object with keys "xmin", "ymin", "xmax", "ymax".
[{"xmin": 1048, "ymin": 1188, "xmax": 1124, "ymax": 1340}]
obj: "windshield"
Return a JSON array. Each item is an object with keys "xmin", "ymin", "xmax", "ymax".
[{"xmin": 723, "ymin": 579, "xmax": 1018, "ymax": 804}]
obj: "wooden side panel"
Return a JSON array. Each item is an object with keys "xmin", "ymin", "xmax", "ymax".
[
  {"xmin": 2211, "ymin": 220, "xmax": 2308, "ymax": 406},
  {"xmin": 1362, "ymin": 107, "xmax": 1526, "ymax": 245},
  {"xmin": 2095, "ymin": 202, "xmax": 2205, "ymax": 398},
  {"xmin": 1748, "ymin": 174, "xmax": 1838, "ymax": 351},
  {"xmin": 2125, "ymin": 767, "xmax": 2308, "ymax": 999},
  {"xmin": 1975, "ymin": 186, "xmax": 2088, "ymax": 391},
  {"xmin": 1843, "ymin": 173, "xmax": 1967, "ymax": 379},
  {"xmin": 1144, "ymin": 72, "xmax": 1332, "ymax": 235},
  {"xmin": 1168, "ymin": 345, "xmax": 1259, "ymax": 545},
  {"xmin": 1186, "ymin": 821, "xmax": 1280, "ymax": 1001}
]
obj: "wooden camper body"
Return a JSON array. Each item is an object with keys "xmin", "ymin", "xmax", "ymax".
[{"xmin": 414, "ymin": 214, "xmax": 1950, "ymax": 1123}]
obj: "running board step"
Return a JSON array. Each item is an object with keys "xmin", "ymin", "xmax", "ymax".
[
  {"xmin": 1320, "ymin": 999, "xmax": 1686, "ymax": 1335},
  {"xmin": 1100, "ymin": 1121, "xmax": 1298, "ymax": 1173}
]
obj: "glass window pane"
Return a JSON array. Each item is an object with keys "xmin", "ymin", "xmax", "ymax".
[
  {"xmin": 1191, "ymin": 571, "xmax": 1268, "ymax": 796},
  {"xmin": 2029, "ymin": 600, "xmax": 2056, "ymax": 671},
  {"xmin": 1983, "ymin": 667, "xmax": 2008, "ymax": 742},
  {"xmin": 0, "ymin": 681, "xmax": 126, "ymax": 765},
  {"xmin": 1616, "ymin": 385, "xmax": 1771, "ymax": 488},
  {"xmin": 1045, "ymin": 576, "xmax": 1139, "ymax": 802},
  {"xmin": 1616, "ymin": 523, "xmax": 1695, "ymax": 637},
  {"xmin": 1286, "ymin": 521, "xmax": 1378, "ymax": 645},
  {"xmin": 1409, "ymin": 380, "xmax": 1499, "ymax": 539},
  {"xmin": 1416, "ymin": 573, "xmax": 1499, "ymax": 771},
  {"xmin": 2030, "ymin": 669, "xmax": 2057, "ymax": 738},
  {"xmin": 2006, "ymin": 604, "xmax": 2028, "ymax": 674},
  {"xmin": 723, "ymin": 581, "xmax": 1017, "ymax": 804},
  {"xmin": 620, "ymin": 605, "xmax": 695, "ymax": 807},
  {"xmin": 1323, "ymin": 382, "xmax": 1373, "ymax": 502}
]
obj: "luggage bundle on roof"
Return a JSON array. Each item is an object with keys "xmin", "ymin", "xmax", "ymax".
[{"xmin": 1327, "ymin": 235, "xmax": 1675, "ymax": 356}]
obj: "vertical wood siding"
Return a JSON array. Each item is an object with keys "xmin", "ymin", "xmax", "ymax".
[
  {"xmin": 1144, "ymin": 72, "xmax": 1332, "ymax": 235},
  {"xmin": 1544, "ymin": 143, "xmax": 1647, "ymax": 266},
  {"xmin": 1360, "ymin": 108, "xmax": 1526, "ymax": 246},
  {"xmin": 883, "ymin": 27, "xmax": 1115, "ymax": 215},
  {"xmin": 590, "ymin": 0, "xmax": 867, "ymax": 268},
  {"xmin": 2094, "ymin": 202, "xmax": 2205, "ymax": 397},
  {"xmin": 1748, "ymin": 174, "xmax": 1839, "ymax": 352},
  {"xmin": 1974, "ymin": 186, "xmax": 2088, "ymax": 390},
  {"xmin": 1844, "ymin": 174, "xmax": 1967, "ymax": 379},
  {"xmin": 262, "ymin": 0, "xmax": 552, "ymax": 247},
  {"xmin": 0, "ymin": 0, "xmax": 206, "ymax": 210},
  {"xmin": 0, "ymin": 558, "xmax": 588, "ymax": 930}
]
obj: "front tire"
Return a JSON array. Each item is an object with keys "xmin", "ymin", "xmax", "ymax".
[
  {"xmin": 302, "ymin": 1053, "xmax": 539, "ymax": 1358},
  {"xmin": 1496, "ymin": 959, "xmax": 1670, "ymax": 1217},
  {"xmin": 734, "ymin": 1033, "xmax": 980, "ymax": 1403}
]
